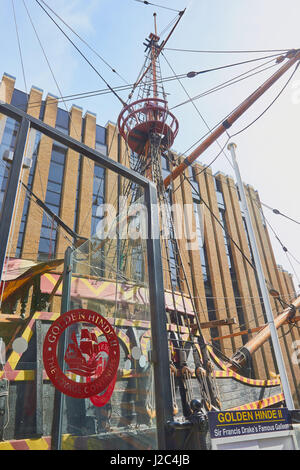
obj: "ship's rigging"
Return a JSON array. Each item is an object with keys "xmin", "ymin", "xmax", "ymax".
[
  {"xmin": 115, "ymin": 12, "xmax": 224, "ymax": 417},
  {"xmin": 2, "ymin": 0, "xmax": 300, "ymax": 447}
]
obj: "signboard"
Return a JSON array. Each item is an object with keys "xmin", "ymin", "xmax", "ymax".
[
  {"xmin": 208, "ymin": 408, "xmax": 292, "ymax": 439},
  {"xmin": 208, "ymin": 408, "xmax": 298, "ymax": 450}
]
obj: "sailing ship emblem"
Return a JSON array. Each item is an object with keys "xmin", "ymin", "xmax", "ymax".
[
  {"xmin": 65, "ymin": 329, "xmax": 109, "ymax": 378},
  {"xmin": 43, "ymin": 309, "xmax": 120, "ymax": 399}
]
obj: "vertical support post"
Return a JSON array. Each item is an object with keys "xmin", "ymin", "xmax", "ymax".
[
  {"xmin": 35, "ymin": 319, "xmax": 44, "ymax": 435},
  {"xmin": 51, "ymin": 247, "xmax": 73, "ymax": 450},
  {"xmin": 0, "ymin": 117, "xmax": 29, "ymax": 281},
  {"xmin": 144, "ymin": 181, "xmax": 173, "ymax": 449},
  {"xmin": 228, "ymin": 142, "xmax": 295, "ymax": 410}
]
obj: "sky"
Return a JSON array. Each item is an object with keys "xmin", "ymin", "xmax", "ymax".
[{"xmin": 0, "ymin": 0, "xmax": 300, "ymax": 292}]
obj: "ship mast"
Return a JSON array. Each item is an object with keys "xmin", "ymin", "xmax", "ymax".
[{"xmin": 117, "ymin": 13, "xmax": 221, "ymax": 416}]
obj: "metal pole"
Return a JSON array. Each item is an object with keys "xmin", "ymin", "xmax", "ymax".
[
  {"xmin": 51, "ymin": 246, "xmax": 73, "ymax": 450},
  {"xmin": 144, "ymin": 181, "xmax": 174, "ymax": 449},
  {"xmin": 227, "ymin": 142, "xmax": 295, "ymax": 410}
]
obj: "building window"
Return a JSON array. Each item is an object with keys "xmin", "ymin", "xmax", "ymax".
[
  {"xmin": 192, "ymin": 197, "xmax": 219, "ymax": 347},
  {"xmin": 16, "ymin": 131, "xmax": 41, "ymax": 257},
  {"xmin": 11, "ymin": 89, "xmax": 28, "ymax": 111},
  {"xmin": 96, "ymin": 124, "xmax": 106, "ymax": 145},
  {"xmin": 219, "ymin": 208, "xmax": 248, "ymax": 344},
  {"xmin": 214, "ymin": 178, "xmax": 225, "ymax": 209},
  {"xmin": 0, "ymin": 116, "xmax": 20, "ymax": 215},
  {"xmin": 188, "ymin": 165, "xmax": 200, "ymax": 199},
  {"xmin": 38, "ymin": 144, "xmax": 66, "ymax": 260},
  {"xmin": 91, "ymin": 164, "xmax": 105, "ymax": 237},
  {"xmin": 55, "ymin": 107, "xmax": 69, "ymax": 134}
]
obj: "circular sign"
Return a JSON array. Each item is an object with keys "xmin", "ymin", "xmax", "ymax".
[
  {"xmin": 43, "ymin": 309, "xmax": 120, "ymax": 399},
  {"xmin": 132, "ymin": 346, "xmax": 141, "ymax": 360},
  {"xmin": 12, "ymin": 337, "xmax": 28, "ymax": 354}
]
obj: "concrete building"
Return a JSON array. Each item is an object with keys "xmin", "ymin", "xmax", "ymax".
[{"xmin": 0, "ymin": 72, "xmax": 299, "ymax": 405}]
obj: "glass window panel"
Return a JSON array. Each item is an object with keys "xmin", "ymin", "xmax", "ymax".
[
  {"xmin": 0, "ymin": 115, "xmax": 20, "ymax": 216},
  {"xmin": 38, "ymin": 237, "xmax": 51, "ymax": 253},
  {"xmin": 51, "ymin": 145, "xmax": 66, "ymax": 164},
  {"xmin": 11, "ymin": 89, "xmax": 28, "ymax": 111},
  {"xmin": 47, "ymin": 180, "xmax": 61, "ymax": 193},
  {"xmin": 40, "ymin": 226, "xmax": 53, "ymax": 239},
  {"xmin": 45, "ymin": 190, "xmax": 61, "ymax": 207},
  {"xmin": 96, "ymin": 124, "xmax": 106, "ymax": 144},
  {"xmin": 95, "ymin": 142, "xmax": 107, "ymax": 155},
  {"xmin": 48, "ymin": 161, "xmax": 64, "ymax": 182},
  {"xmin": 56, "ymin": 107, "xmax": 69, "ymax": 131},
  {"xmin": 0, "ymin": 118, "xmax": 160, "ymax": 451}
]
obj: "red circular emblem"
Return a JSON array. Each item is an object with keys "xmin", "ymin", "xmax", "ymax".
[{"xmin": 43, "ymin": 309, "xmax": 120, "ymax": 399}]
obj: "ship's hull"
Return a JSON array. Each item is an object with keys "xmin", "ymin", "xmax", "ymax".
[{"xmin": 0, "ymin": 311, "xmax": 283, "ymax": 450}]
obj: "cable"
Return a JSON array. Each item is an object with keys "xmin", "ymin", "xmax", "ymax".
[
  {"xmin": 34, "ymin": 0, "xmax": 126, "ymax": 106},
  {"xmin": 39, "ymin": 0, "xmax": 129, "ymax": 85},
  {"xmin": 15, "ymin": 53, "xmax": 277, "ymax": 112},
  {"xmin": 133, "ymin": 0, "xmax": 181, "ymax": 13},
  {"xmin": 185, "ymin": 52, "xmax": 284, "ymax": 78},
  {"xmin": 171, "ymin": 60, "xmax": 278, "ymax": 111},
  {"xmin": 260, "ymin": 202, "xmax": 300, "ymax": 226},
  {"xmin": 22, "ymin": 0, "xmax": 70, "ymax": 117},
  {"xmin": 168, "ymin": 56, "xmax": 284, "ymax": 159},
  {"xmin": 161, "ymin": 52, "xmax": 280, "ymax": 192},
  {"xmin": 12, "ymin": 70, "xmax": 201, "ymax": 112},
  {"xmin": 262, "ymin": 211, "xmax": 300, "ymax": 287},
  {"xmin": 163, "ymin": 147, "xmax": 257, "ymax": 275},
  {"xmin": 162, "ymin": 51, "xmax": 234, "ymax": 171},
  {"xmin": 184, "ymin": 171, "xmax": 257, "ymax": 273},
  {"xmin": 165, "ymin": 47, "xmax": 291, "ymax": 54},
  {"xmin": 229, "ymin": 61, "xmax": 300, "ymax": 138},
  {"xmin": 11, "ymin": 0, "xmax": 28, "ymax": 102},
  {"xmin": 158, "ymin": 13, "xmax": 181, "ymax": 38},
  {"xmin": 173, "ymin": 136, "xmax": 232, "ymax": 191}
]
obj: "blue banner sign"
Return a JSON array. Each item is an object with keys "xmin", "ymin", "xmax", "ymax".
[{"xmin": 208, "ymin": 408, "xmax": 292, "ymax": 439}]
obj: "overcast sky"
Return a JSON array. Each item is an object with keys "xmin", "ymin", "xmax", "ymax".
[{"xmin": 1, "ymin": 0, "xmax": 300, "ymax": 293}]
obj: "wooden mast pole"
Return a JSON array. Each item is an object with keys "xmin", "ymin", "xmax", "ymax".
[{"xmin": 164, "ymin": 49, "xmax": 300, "ymax": 188}]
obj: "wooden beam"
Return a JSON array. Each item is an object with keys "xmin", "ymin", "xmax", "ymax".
[
  {"xmin": 213, "ymin": 316, "xmax": 300, "ymax": 341},
  {"xmin": 200, "ymin": 318, "xmax": 236, "ymax": 329}
]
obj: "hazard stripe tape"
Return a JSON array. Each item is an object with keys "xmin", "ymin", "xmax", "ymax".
[
  {"xmin": 229, "ymin": 393, "xmax": 285, "ymax": 411},
  {"xmin": 0, "ymin": 429, "xmax": 154, "ymax": 450},
  {"xmin": 2, "ymin": 312, "xmax": 58, "ymax": 375},
  {"xmin": 1, "ymin": 312, "xmax": 280, "ymax": 388},
  {"xmin": 140, "ymin": 329, "xmax": 151, "ymax": 357},
  {"xmin": 0, "ymin": 436, "xmax": 51, "ymax": 450},
  {"xmin": 0, "ymin": 392, "xmax": 285, "ymax": 450},
  {"xmin": 208, "ymin": 345, "xmax": 280, "ymax": 387}
]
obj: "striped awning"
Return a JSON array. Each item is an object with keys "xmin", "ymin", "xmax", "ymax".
[{"xmin": 40, "ymin": 273, "xmax": 194, "ymax": 314}]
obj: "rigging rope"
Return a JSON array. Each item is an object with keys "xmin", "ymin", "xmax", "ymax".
[
  {"xmin": 185, "ymin": 52, "xmax": 285, "ymax": 78},
  {"xmin": 11, "ymin": 0, "xmax": 28, "ymax": 102},
  {"xmin": 260, "ymin": 202, "xmax": 300, "ymax": 226},
  {"xmin": 34, "ymin": 0, "xmax": 127, "ymax": 106},
  {"xmin": 133, "ymin": 0, "xmax": 181, "ymax": 13},
  {"xmin": 165, "ymin": 47, "xmax": 291, "ymax": 54},
  {"xmin": 39, "ymin": 0, "xmax": 129, "ymax": 85}
]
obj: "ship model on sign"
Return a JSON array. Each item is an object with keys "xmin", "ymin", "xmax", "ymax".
[{"xmin": 64, "ymin": 329, "xmax": 109, "ymax": 377}]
